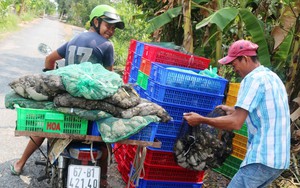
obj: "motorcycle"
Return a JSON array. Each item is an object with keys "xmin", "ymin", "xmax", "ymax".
[{"xmin": 36, "ymin": 43, "xmax": 106, "ymax": 188}]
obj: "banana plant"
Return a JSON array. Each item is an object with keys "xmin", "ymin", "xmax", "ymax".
[{"xmin": 196, "ymin": 7, "xmax": 271, "ymax": 67}]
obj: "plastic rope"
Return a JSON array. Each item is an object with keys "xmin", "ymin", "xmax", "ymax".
[
  {"xmin": 106, "ymin": 143, "xmax": 112, "ymax": 166},
  {"xmin": 127, "ymin": 146, "xmax": 147, "ymax": 188},
  {"xmin": 187, "ymin": 55, "xmax": 194, "ymax": 68},
  {"xmin": 90, "ymin": 141, "xmax": 96, "ymax": 164}
]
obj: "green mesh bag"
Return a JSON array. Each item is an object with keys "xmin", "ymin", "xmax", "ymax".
[
  {"xmin": 97, "ymin": 115, "xmax": 160, "ymax": 143},
  {"xmin": 55, "ymin": 107, "xmax": 112, "ymax": 121},
  {"xmin": 47, "ymin": 62, "xmax": 123, "ymax": 100},
  {"xmin": 5, "ymin": 91, "xmax": 55, "ymax": 110}
]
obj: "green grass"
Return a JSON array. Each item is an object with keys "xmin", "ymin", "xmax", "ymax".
[
  {"xmin": 0, "ymin": 14, "xmax": 20, "ymax": 34},
  {"xmin": 0, "ymin": 13, "xmax": 37, "ymax": 40}
]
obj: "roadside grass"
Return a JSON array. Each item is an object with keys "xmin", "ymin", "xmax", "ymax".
[{"xmin": 0, "ymin": 13, "xmax": 36, "ymax": 40}]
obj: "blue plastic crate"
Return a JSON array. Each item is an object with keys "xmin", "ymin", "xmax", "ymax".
[
  {"xmin": 128, "ymin": 76, "xmax": 137, "ymax": 84},
  {"xmin": 87, "ymin": 121, "xmax": 100, "ymax": 136},
  {"xmin": 147, "ymin": 96, "xmax": 211, "ymax": 121},
  {"xmin": 156, "ymin": 120, "xmax": 182, "ymax": 137},
  {"xmin": 147, "ymin": 79, "xmax": 225, "ymax": 109},
  {"xmin": 129, "ymin": 123, "xmax": 158, "ymax": 142},
  {"xmin": 150, "ymin": 134, "xmax": 177, "ymax": 152},
  {"xmin": 129, "ymin": 65, "xmax": 139, "ymax": 82},
  {"xmin": 136, "ymin": 179, "xmax": 203, "ymax": 188},
  {"xmin": 134, "ymin": 85, "xmax": 147, "ymax": 98},
  {"xmin": 135, "ymin": 41, "xmax": 145, "ymax": 56},
  {"xmin": 132, "ymin": 53, "xmax": 142, "ymax": 68},
  {"xmin": 150, "ymin": 63, "xmax": 228, "ymax": 95}
]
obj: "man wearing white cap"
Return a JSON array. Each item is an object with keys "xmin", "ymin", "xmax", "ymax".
[{"xmin": 184, "ymin": 39, "xmax": 290, "ymax": 187}]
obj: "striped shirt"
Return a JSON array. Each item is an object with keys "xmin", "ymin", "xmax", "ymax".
[{"xmin": 236, "ymin": 65, "xmax": 290, "ymax": 169}]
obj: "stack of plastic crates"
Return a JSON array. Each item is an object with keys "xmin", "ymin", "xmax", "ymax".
[
  {"xmin": 213, "ymin": 83, "xmax": 249, "ymax": 179},
  {"xmin": 129, "ymin": 65, "xmax": 227, "ymax": 187},
  {"xmin": 118, "ymin": 40, "xmax": 228, "ymax": 187},
  {"xmin": 114, "ymin": 144, "xmax": 205, "ymax": 188},
  {"xmin": 122, "ymin": 39, "xmax": 211, "ymax": 98},
  {"xmin": 146, "ymin": 62, "xmax": 227, "ymax": 151}
]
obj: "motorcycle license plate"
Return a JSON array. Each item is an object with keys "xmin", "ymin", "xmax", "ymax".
[{"xmin": 67, "ymin": 165, "xmax": 100, "ymax": 188}]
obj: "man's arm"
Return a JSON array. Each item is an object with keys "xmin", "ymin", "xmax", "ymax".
[
  {"xmin": 183, "ymin": 107, "xmax": 248, "ymax": 130},
  {"xmin": 44, "ymin": 50, "xmax": 63, "ymax": 70}
]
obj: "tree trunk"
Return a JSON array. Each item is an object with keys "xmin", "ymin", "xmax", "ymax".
[
  {"xmin": 182, "ymin": 0, "xmax": 193, "ymax": 53},
  {"xmin": 17, "ymin": 0, "xmax": 25, "ymax": 16}
]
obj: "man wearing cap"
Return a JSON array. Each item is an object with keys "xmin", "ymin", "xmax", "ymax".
[
  {"xmin": 43, "ymin": 4, "xmax": 125, "ymax": 72},
  {"xmin": 11, "ymin": 5, "xmax": 124, "ymax": 188},
  {"xmin": 184, "ymin": 39, "xmax": 290, "ymax": 187}
]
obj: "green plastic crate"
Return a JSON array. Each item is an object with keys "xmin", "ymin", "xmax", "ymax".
[
  {"xmin": 137, "ymin": 70, "xmax": 149, "ymax": 90},
  {"xmin": 213, "ymin": 163, "xmax": 238, "ymax": 179},
  {"xmin": 16, "ymin": 106, "xmax": 88, "ymax": 135},
  {"xmin": 213, "ymin": 155, "xmax": 242, "ymax": 179},
  {"xmin": 224, "ymin": 155, "xmax": 243, "ymax": 169}
]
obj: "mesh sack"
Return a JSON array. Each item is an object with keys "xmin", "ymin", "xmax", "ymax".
[
  {"xmin": 5, "ymin": 91, "xmax": 55, "ymax": 110},
  {"xmin": 97, "ymin": 115, "xmax": 160, "ymax": 143},
  {"xmin": 174, "ymin": 108, "xmax": 235, "ymax": 171},
  {"xmin": 55, "ymin": 107, "xmax": 112, "ymax": 121},
  {"xmin": 47, "ymin": 62, "xmax": 123, "ymax": 100}
]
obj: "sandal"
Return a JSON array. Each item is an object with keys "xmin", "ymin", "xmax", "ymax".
[{"xmin": 10, "ymin": 164, "xmax": 22, "ymax": 176}]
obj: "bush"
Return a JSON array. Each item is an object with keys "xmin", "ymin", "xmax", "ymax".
[
  {"xmin": 0, "ymin": 14, "xmax": 19, "ymax": 34},
  {"xmin": 19, "ymin": 12, "xmax": 36, "ymax": 22},
  {"xmin": 111, "ymin": 0, "xmax": 151, "ymax": 68}
]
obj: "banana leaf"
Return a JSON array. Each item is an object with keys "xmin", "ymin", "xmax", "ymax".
[
  {"xmin": 239, "ymin": 9, "xmax": 271, "ymax": 67},
  {"xmin": 196, "ymin": 7, "xmax": 239, "ymax": 31},
  {"xmin": 273, "ymin": 30, "xmax": 294, "ymax": 72},
  {"xmin": 146, "ymin": 6, "xmax": 182, "ymax": 34}
]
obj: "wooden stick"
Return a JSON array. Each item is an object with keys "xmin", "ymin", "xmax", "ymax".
[{"xmin": 14, "ymin": 130, "xmax": 161, "ymax": 148}]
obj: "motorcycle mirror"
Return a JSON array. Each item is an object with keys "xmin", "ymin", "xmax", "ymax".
[{"xmin": 38, "ymin": 43, "xmax": 52, "ymax": 55}]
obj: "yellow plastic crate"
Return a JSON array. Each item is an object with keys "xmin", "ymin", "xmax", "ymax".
[
  {"xmin": 233, "ymin": 133, "xmax": 248, "ymax": 148},
  {"xmin": 16, "ymin": 106, "xmax": 88, "ymax": 135},
  {"xmin": 231, "ymin": 142, "xmax": 247, "ymax": 160},
  {"xmin": 225, "ymin": 95, "xmax": 237, "ymax": 106},
  {"xmin": 228, "ymin": 83, "xmax": 240, "ymax": 96}
]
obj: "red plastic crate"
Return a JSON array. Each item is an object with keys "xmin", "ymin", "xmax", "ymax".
[
  {"xmin": 123, "ymin": 71, "xmax": 130, "ymax": 84},
  {"xmin": 129, "ymin": 39, "xmax": 137, "ymax": 52},
  {"xmin": 127, "ymin": 50, "xmax": 135, "ymax": 64},
  {"xmin": 119, "ymin": 159, "xmax": 130, "ymax": 183},
  {"xmin": 140, "ymin": 58, "xmax": 152, "ymax": 75},
  {"xmin": 140, "ymin": 161, "xmax": 205, "ymax": 182},
  {"xmin": 142, "ymin": 44, "xmax": 210, "ymax": 70},
  {"xmin": 144, "ymin": 147, "xmax": 178, "ymax": 167}
]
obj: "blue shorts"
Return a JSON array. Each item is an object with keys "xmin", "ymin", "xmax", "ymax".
[{"xmin": 227, "ymin": 163, "xmax": 284, "ymax": 188}]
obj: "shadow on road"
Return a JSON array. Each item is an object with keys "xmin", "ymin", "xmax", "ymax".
[{"xmin": 0, "ymin": 145, "xmax": 53, "ymax": 188}]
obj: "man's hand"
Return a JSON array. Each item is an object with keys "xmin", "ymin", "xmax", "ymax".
[
  {"xmin": 183, "ymin": 112, "xmax": 204, "ymax": 126},
  {"xmin": 216, "ymin": 105, "xmax": 235, "ymax": 115}
]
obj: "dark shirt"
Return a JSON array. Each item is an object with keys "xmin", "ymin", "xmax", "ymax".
[{"xmin": 57, "ymin": 31, "xmax": 114, "ymax": 68}]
